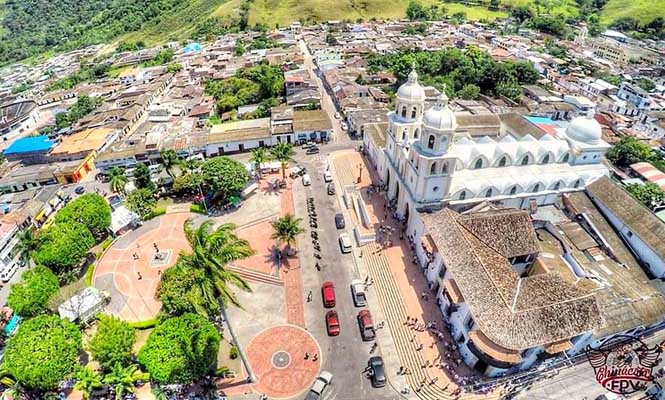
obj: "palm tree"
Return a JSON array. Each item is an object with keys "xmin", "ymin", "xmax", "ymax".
[
  {"xmin": 269, "ymin": 142, "xmax": 295, "ymax": 180},
  {"xmin": 16, "ymin": 227, "xmax": 37, "ymax": 266},
  {"xmin": 160, "ymin": 149, "xmax": 181, "ymax": 178},
  {"xmin": 108, "ymin": 167, "xmax": 128, "ymax": 194},
  {"xmin": 249, "ymin": 147, "xmax": 270, "ymax": 179},
  {"xmin": 74, "ymin": 366, "xmax": 103, "ymax": 400},
  {"xmin": 270, "ymin": 214, "xmax": 305, "ymax": 256},
  {"xmin": 179, "ymin": 219, "xmax": 257, "ymax": 382},
  {"xmin": 103, "ymin": 363, "xmax": 148, "ymax": 400}
]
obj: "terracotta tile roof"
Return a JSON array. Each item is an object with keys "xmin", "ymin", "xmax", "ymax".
[{"xmin": 422, "ymin": 208, "xmax": 603, "ymax": 351}]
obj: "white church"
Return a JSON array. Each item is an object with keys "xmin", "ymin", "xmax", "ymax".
[{"xmin": 372, "ymin": 68, "xmax": 610, "ymax": 232}]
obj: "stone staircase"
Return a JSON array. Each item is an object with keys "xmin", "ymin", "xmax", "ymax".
[
  {"xmin": 227, "ymin": 264, "xmax": 283, "ymax": 286},
  {"xmin": 363, "ymin": 242, "xmax": 456, "ymax": 400}
]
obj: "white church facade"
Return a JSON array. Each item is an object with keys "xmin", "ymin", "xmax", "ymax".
[{"xmin": 377, "ymin": 68, "xmax": 610, "ymax": 235}]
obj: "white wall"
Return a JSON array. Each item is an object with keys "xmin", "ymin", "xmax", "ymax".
[{"xmin": 206, "ymin": 137, "xmax": 272, "ymax": 157}]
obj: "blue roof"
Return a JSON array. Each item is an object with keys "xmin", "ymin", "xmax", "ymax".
[
  {"xmin": 525, "ymin": 116, "xmax": 557, "ymax": 126},
  {"xmin": 4, "ymin": 135, "xmax": 56, "ymax": 155},
  {"xmin": 183, "ymin": 42, "xmax": 202, "ymax": 53}
]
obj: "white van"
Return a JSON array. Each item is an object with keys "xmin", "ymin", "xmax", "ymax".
[
  {"xmin": 339, "ymin": 233, "xmax": 353, "ymax": 253},
  {"xmin": 1, "ymin": 263, "xmax": 19, "ymax": 283},
  {"xmin": 302, "ymin": 174, "xmax": 311, "ymax": 186}
]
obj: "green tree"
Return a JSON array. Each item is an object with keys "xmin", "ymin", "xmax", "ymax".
[
  {"xmin": 270, "ymin": 142, "xmax": 295, "ymax": 180},
  {"xmin": 626, "ymin": 183, "xmax": 665, "ymax": 209},
  {"xmin": 103, "ymin": 364, "xmax": 148, "ymax": 400},
  {"xmin": 606, "ymin": 136, "xmax": 653, "ymax": 168},
  {"xmin": 33, "ymin": 223, "xmax": 95, "ymax": 273},
  {"xmin": 7, "ymin": 265, "xmax": 59, "ymax": 318},
  {"xmin": 172, "ymin": 172, "xmax": 205, "ymax": 196},
  {"xmin": 73, "ymin": 367, "xmax": 103, "ymax": 400},
  {"xmin": 167, "ymin": 63, "xmax": 183, "ymax": 73},
  {"xmin": 125, "ymin": 188, "xmax": 157, "ymax": 218},
  {"xmin": 249, "ymin": 147, "xmax": 270, "ymax": 179},
  {"xmin": 200, "ymin": 157, "xmax": 249, "ymax": 200},
  {"xmin": 271, "ymin": 214, "xmax": 305, "ymax": 255},
  {"xmin": 5, "ymin": 315, "xmax": 81, "ymax": 390},
  {"xmin": 55, "ymin": 193, "xmax": 111, "ymax": 237},
  {"xmin": 637, "ymin": 78, "xmax": 656, "ymax": 92},
  {"xmin": 89, "ymin": 315, "xmax": 136, "ymax": 370},
  {"xmin": 133, "ymin": 163, "xmax": 155, "ymax": 191},
  {"xmin": 138, "ymin": 314, "xmax": 219, "ymax": 384},
  {"xmin": 160, "ymin": 149, "xmax": 181, "ymax": 178},
  {"xmin": 457, "ymin": 84, "xmax": 481, "ymax": 100},
  {"xmin": 16, "ymin": 227, "xmax": 38, "ymax": 266},
  {"xmin": 108, "ymin": 167, "xmax": 128, "ymax": 193},
  {"xmin": 157, "ymin": 263, "xmax": 214, "ymax": 317},
  {"xmin": 176, "ymin": 219, "xmax": 255, "ymax": 380},
  {"xmin": 406, "ymin": 1, "xmax": 428, "ymax": 20}
]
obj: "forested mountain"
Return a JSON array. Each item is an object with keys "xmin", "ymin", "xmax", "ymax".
[{"xmin": 0, "ymin": 0, "xmax": 186, "ymax": 63}]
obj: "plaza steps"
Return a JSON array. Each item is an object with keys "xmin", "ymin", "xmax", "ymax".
[
  {"xmin": 227, "ymin": 264, "xmax": 283, "ymax": 286},
  {"xmin": 363, "ymin": 242, "xmax": 454, "ymax": 400}
]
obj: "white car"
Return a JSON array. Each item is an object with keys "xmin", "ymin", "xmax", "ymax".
[
  {"xmin": 350, "ymin": 279, "xmax": 367, "ymax": 307},
  {"xmin": 305, "ymin": 371, "xmax": 333, "ymax": 400},
  {"xmin": 334, "ymin": 112, "xmax": 341, "ymax": 119},
  {"xmin": 341, "ymin": 122, "xmax": 348, "ymax": 131},
  {"xmin": 302, "ymin": 174, "xmax": 311, "ymax": 186},
  {"xmin": 323, "ymin": 171, "xmax": 333, "ymax": 182},
  {"xmin": 339, "ymin": 233, "xmax": 353, "ymax": 253}
]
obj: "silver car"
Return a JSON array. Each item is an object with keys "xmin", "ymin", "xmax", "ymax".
[{"xmin": 350, "ymin": 279, "xmax": 367, "ymax": 307}]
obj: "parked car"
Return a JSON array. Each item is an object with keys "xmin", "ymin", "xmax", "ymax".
[
  {"xmin": 338, "ymin": 233, "xmax": 352, "ymax": 253},
  {"xmin": 367, "ymin": 356, "xmax": 386, "ymax": 388},
  {"xmin": 334, "ymin": 213, "xmax": 345, "ymax": 229},
  {"xmin": 306, "ymin": 146, "xmax": 320, "ymax": 155},
  {"xmin": 327, "ymin": 182, "xmax": 335, "ymax": 195},
  {"xmin": 326, "ymin": 310, "xmax": 340, "ymax": 336},
  {"xmin": 74, "ymin": 186, "xmax": 85, "ymax": 195},
  {"xmin": 290, "ymin": 165, "xmax": 306, "ymax": 178},
  {"xmin": 0, "ymin": 263, "xmax": 19, "ymax": 283},
  {"xmin": 357, "ymin": 310, "xmax": 375, "ymax": 341},
  {"xmin": 304, "ymin": 371, "xmax": 333, "ymax": 400},
  {"xmin": 334, "ymin": 112, "xmax": 341, "ymax": 119},
  {"xmin": 302, "ymin": 174, "xmax": 311, "ymax": 186},
  {"xmin": 350, "ymin": 279, "xmax": 366, "ymax": 306},
  {"xmin": 341, "ymin": 122, "xmax": 348, "ymax": 131},
  {"xmin": 321, "ymin": 281, "xmax": 336, "ymax": 307},
  {"xmin": 324, "ymin": 170, "xmax": 333, "ymax": 182}
]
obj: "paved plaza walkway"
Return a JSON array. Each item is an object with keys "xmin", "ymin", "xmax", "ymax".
[{"xmin": 93, "ymin": 213, "xmax": 192, "ymax": 322}]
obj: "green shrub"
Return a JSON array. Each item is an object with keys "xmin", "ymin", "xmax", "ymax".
[
  {"xmin": 127, "ymin": 318, "xmax": 157, "ymax": 329},
  {"xmin": 7, "ymin": 265, "xmax": 59, "ymax": 318},
  {"xmin": 101, "ymin": 237, "xmax": 114, "ymax": 251},
  {"xmin": 214, "ymin": 366, "xmax": 230, "ymax": 377},
  {"xmin": 190, "ymin": 204, "xmax": 206, "ymax": 214},
  {"xmin": 145, "ymin": 207, "xmax": 166, "ymax": 220},
  {"xmin": 89, "ymin": 315, "xmax": 136, "ymax": 370},
  {"xmin": 229, "ymin": 346, "xmax": 238, "ymax": 360},
  {"xmin": 84, "ymin": 264, "xmax": 96, "ymax": 286}
]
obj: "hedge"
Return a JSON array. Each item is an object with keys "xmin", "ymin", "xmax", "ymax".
[
  {"xmin": 127, "ymin": 318, "xmax": 157, "ymax": 329},
  {"xmin": 145, "ymin": 207, "xmax": 167, "ymax": 220},
  {"xmin": 189, "ymin": 204, "xmax": 206, "ymax": 214}
]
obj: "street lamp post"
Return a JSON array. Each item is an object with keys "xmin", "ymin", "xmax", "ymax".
[{"xmin": 358, "ymin": 164, "xmax": 363, "ymax": 183}]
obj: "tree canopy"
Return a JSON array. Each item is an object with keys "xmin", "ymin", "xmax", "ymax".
[
  {"xmin": 137, "ymin": 313, "xmax": 220, "ymax": 384},
  {"xmin": 200, "ymin": 157, "xmax": 249, "ymax": 200},
  {"xmin": 367, "ymin": 47, "xmax": 540, "ymax": 102},
  {"xmin": 89, "ymin": 315, "xmax": 136, "ymax": 370},
  {"xmin": 54, "ymin": 193, "xmax": 111, "ymax": 237},
  {"xmin": 125, "ymin": 188, "xmax": 157, "ymax": 218},
  {"xmin": 33, "ymin": 223, "xmax": 95, "ymax": 273},
  {"xmin": 606, "ymin": 136, "xmax": 665, "ymax": 171},
  {"xmin": 5, "ymin": 315, "xmax": 82, "ymax": 390},
  {"xmin": 156, "ymin": 263, "xmax": 215, "ymax": 317},
  {"xmin": 7, "ymin": 266, "xmax": 59, "ymax": 318},
  {"xmin": 626, "ymin": 183, "xmax": 665, "ymax": 209},
  {"xmin": 55, "ymin": 96, "xmax": 102, "ymax": 130},
  {"xmin": 205, "ymin": 63, "xmax": 284, "ymax": 114}
]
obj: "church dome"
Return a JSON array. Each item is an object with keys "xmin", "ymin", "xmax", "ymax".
[
  {"xmin": 396, "ymin": 68, "xmax": 426, "ymax": 102},
  {"xmin": 423, "ymin": 92, "xmax": 456, "ymax": 131},
  {"xmin": 566, "ymin": 112, "xmax": 602, "ymax": 145}
]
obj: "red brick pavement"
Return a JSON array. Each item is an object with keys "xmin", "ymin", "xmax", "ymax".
[
  {"xmin": 246, "ymin": 325, "xmax": 321, "ymax": 399},
  {"xmin": 279, "ymin": 179, "xmax": 306, "ymax": 327}
]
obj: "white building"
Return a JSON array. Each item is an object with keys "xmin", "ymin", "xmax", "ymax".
[{"xmin": 378, "ymin": 68, "xmax": 610, "ymax": 234}]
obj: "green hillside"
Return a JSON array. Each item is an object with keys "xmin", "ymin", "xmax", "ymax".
[{"xmin": 1, "ymin": 0, "xmax": 665, "ymax": 64}]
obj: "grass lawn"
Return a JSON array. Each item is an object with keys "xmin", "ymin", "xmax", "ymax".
[
  {"xmin": 442, "ymin": 3, "xmax": 508, "ymax": 20},
  {"xmin": 600, "ymin": 0, "xmax": 665, "ymax": 25}
]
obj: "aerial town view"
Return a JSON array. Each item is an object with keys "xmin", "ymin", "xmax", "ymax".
[{"xmin": 2, "ymin": 0, "xmax": 665, "ymax": 399}]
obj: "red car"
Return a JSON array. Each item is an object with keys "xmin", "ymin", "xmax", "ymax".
[
  {"xmin": 322, "ymin": 281, "xmax": 336, "ymax": 308},
  {"xmin": 326, "ymin": 310, "xmax": 340, "ymax": 336}
]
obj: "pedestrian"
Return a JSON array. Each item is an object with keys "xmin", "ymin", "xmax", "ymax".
[
  {"xmin": 313, "ymin": 354, "xmax": 318, "ymax": 361},
  {"xmin": 359, "ymin": 251, "xmax": 363, "ymax": 258},
  {"xmin": 416, "ymin": 343, "xmax": 423, "ymax": 351},
  {"xmin": 398, "ymin": 366, "xmax": 404, "ymax": 375},
  {"xmin": 307, "ymin": 290, "xmax": 312, "ymax": 302},
  {"xmin": 431, "ymin": 377, "xmax": 438, "ymax": 385},
  {"xmin": 158, "ymin": 269, "xmax": 162, "ymax": 275},
  {"xmin": 365, "ymin": 275, "xmax": 370, "ymax": 284},
  {"xmin": 137, "ymin": 272, "xmax": 142, "ymax": 280},
  {"xmin": 411, "ymin": 334, "xmax": 416, "ymax": 342},
  {"xmin": 304, "ymin": 352, "xmax": 310, "ymax": 360}
]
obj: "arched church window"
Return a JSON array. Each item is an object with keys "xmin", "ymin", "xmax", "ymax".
[
  {"xmin": 498, "ymin": 156, "xmax": 507, "ymax": 167},
  {"xmin": 441, "ymin": 163, "xmax": 448, "ymax": 174},
  {"xmin": 402, "ymin": 129, "xmax": 407, "ymax": 141},
  {"xmin": 509, "ymin": 186, "xmax": 517, "ymax": 195},
  {"xmin": 411, "ymin": 107, "xmax": 417, "ymax": 119},
  {"xmin": 430, "ymin": 162, "xmax": 437, "ymax": 175},
  {"xmin": 401, "ymin": 106, "xmax": 407, "ymax": 118},
  {"xmin": 542, "ymin": 154, "xmax": 550, "ymax": 164},
  {"xmin": 427, "ymin": 135, "xmax": 435, "ymax": 150},
  {"xmin": 485, "ymin": 188, "xmax": 493, "ymax": 197},
  {"xmin": 532, "ymin": 183, "xmax": 540, "ymax": 192},
  {"xmin": 521, "ymin": 155, "xmax": 530, "ymax": 166},
  {"xmin": 459, "ymin": 191, "xmax": 466, "ymax": 200},
  {"xmin": 474, "ymin": 159, "xmax": 483, "ymax": 169},
  {"xmin": 562, "ymin": 153, "xmax": 570, "ymax": 163},
  {"xmin": 414, "ymin": 128, "xmax": 419, "ymax": 139},
  {"xmin": 574, "ymin": 179, "xmax": 582, "ymax": 188},
  {"xmin": 553, "ymin": 181, "xmax": 561, "ymax": 190}
]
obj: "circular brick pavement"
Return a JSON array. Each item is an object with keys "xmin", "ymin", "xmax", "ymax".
[{"xmin": 247, "ymin": 325, "xmax": 321, "ymax": 399}]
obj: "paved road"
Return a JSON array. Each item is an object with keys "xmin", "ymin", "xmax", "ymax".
[{"xmin": 294, "ymin": 152, "xmax": 396, "ymax": 400}]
